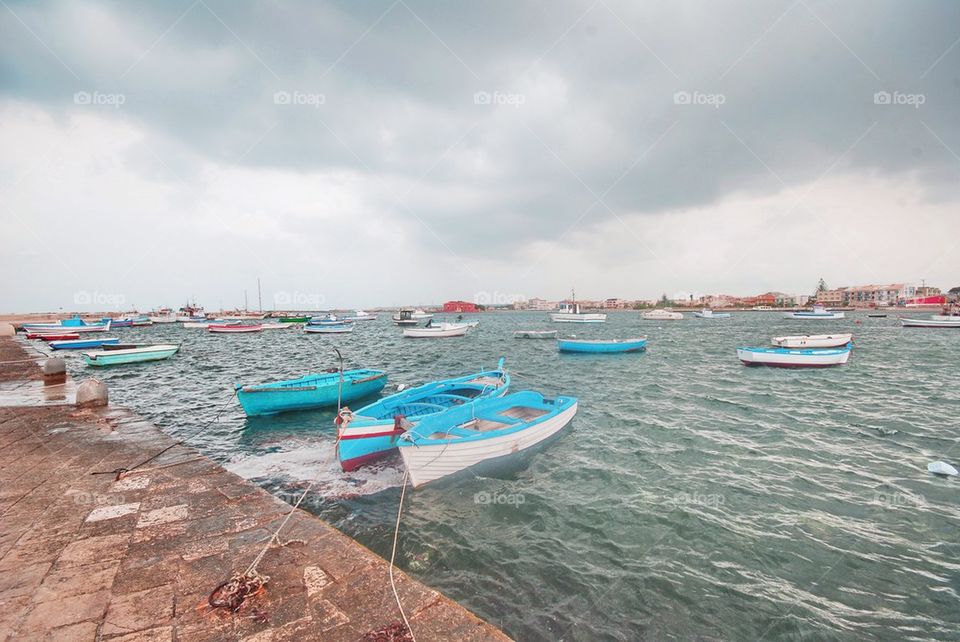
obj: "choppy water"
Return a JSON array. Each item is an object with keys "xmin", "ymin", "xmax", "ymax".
[{"xmin": 59, "ymin": 312, "xmax": 960, "ymax": 641}]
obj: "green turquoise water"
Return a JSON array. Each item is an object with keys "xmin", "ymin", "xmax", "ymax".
[{"xmin": 60, "ymin": 312, "xmax": 960, "ymax": 640}]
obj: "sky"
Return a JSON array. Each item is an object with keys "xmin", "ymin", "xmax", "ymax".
[{"xmin": 1, "ymin": 0, "xmax": 959, "ymax": 312}]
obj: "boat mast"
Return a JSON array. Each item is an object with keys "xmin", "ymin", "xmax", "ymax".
[{"xmin": 257, "ymin": 278, "xmax": 262, "ymax": 313}]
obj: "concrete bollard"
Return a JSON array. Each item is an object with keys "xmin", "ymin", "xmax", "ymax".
[
  {"xmin": 76, "ymin": 378, "xmax": 108, "ymax": 408},
  {"xmin": 43, "ymin": 357, "xmax": 66, "ymax": 384},
  {"xmin": 0, "ymin": 323, "xmax": 14, "ymax": 337}
]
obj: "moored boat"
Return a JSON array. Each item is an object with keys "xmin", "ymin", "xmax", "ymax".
[
  {"xmin": 771, "ymin": 333, "xmax": 853, "ymax": 348},
  {"xmin": 397, "ymin": 390, "xmax": 578, "ymax": 488},
  {"xmin": 392, "ymin": 309, "xmax": 419, "ymax": 326},
  {"xmin": 783, "ymin": 305, "xmax": 845, "ymax": 320},
  {"xmin": 182, "ymin": 320, "xmax": 221, "ymax": 329},
  {"xmin": 900, "ymin": 317, "xmax": 960, "ymax": 328},
  {"xmin": 260, "ymin": 322, "xmax": 294, "ymax": 330},
  {"xmin": 514, "ymin": 330, "xmax": 558, "ymax": 339},
  {"xmin": 693, "ymin": 309, "xmax": 731, "ymax": 319},
  {"xmin": 278, "ymin": 315, "xmax": 310, "ymax": 323},
  {"xmin": 550, "ymin": 297, "xmax": 607, "ymax": 324},
  {"xmin": 557, "ymin": 337, "xmax": 647, "ymax": 353},
  {"xmin": 26, "ymin": 332, "xmax": 80, "ymax": 341},
  {"xmin": 236, "ymin": 369, "xmax": 387, "ymax": 416},
  {"xmin": 641, "ymin": 309, "xmax": 684, "ymax": 320},
  {"xmin": 131, "ymin": 317, "xmax": 153, "ymax": 327},
  {"xmin": 349, "ymin": 310, "xmax": 377, "ymax": 321},
  {"xmin": 108, "ymin": 318, "xmax": 134, "ymax": 328},
  {"xmin": 737, "ymin": 344, "xmax": 852, "ymax": 368},
  {"xmin": 304, "ymin": 324, "xmax": 354, "ymax": 334},
  {"xmin": 208, "ymin": 324, "xmax": 263, "ymax": 334},
  {"xmin": 82, "ymin": 344, "xmax": 180, "ymax": 367},
  {"xmin": 336, "ymin": 359, "xmax": 510, "ymax": 471},
  {"xmin": 411, "ymin": 309, "xmax": 434, "ymax": 319},
  {"xmin": 49, "ymin": 337, "xmax": 121, "ymax": 350},
  {"xmin": 402, "ymin": 322, "xmax": 471, "ymax": 338},
  {"xmin": 22, "ymin": 316, "xmax": 111, "ymax": 333}
]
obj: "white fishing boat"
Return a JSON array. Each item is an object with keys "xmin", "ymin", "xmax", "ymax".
[
  {"xmin": 783, "ymin": 305, "xmax": 845, "ymax": 320},
  {"xmin": 549, "ymin": 294, "xmax": 607, "ymax": 324},
  {"xmin": 403, "ymin": 322, "xmax": 471, "ymax": 338},
  {"xmin": 514, "ymin": 330, "xmax": 558, "ymax": 339},
  {"xmin": 398, "ymin": 391, "xmax": 578, "ymax": 488},
  {"xmin": 392, "ymin": 309, "xmax": 419, "ymax": 326},
  {"xmin": 900, "ymin": 317, "xmax": 960, "ymax": 328},
  {"xmin": 260, "ymin": 322, "xmax": 294, "ymax": 330},
  {"xmin": 641, "ymin": 309, "xmax": 684, "ymax": 320},
  {"xmin": 350, "ymin": 310, "xmax": 377, "ymax": 321},
  {"xmin": 411, "ymin": 309, "xmax": 434, "ymax": 319},
  {"xmin": 182, "ymin": 320, "xmax": 221, "ymax": 329},
  {"xmin": 693, "ymin": 309, "xmax": 730, "ymax": 319},
  {"xmin": 771, "ymin": 333, "xmax": 853, "ymax": 348},
  {"xmin": 737, "ymin": 345, "xmax": 852, "ymax": 368},
  {"xmin": 148, "ymin": 315, "xmax": 178, "ymax": 324}
]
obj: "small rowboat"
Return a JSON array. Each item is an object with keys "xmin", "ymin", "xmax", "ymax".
[
  {"xmin": 900, "ymin": 317, "xmax": 960, "ymax": 328},
  {"xmin": 693, "ymin": 309, "xmax": 731, "ymax": 319},
  {"xmin": 737, "ymin": 344, "xmax": 851, "ymax": 368},
  {"xmin": 771, "ymin": 333, "xmax": 852, "ymax": 349},
  {"xmin": 867, "ymin": 314, "xmax": 888, "ymax": 318},
  {"xmin": 26, "ymin": 332, "xmax": 81, "ymax": 341},
  {"xmin": 349, "ymin": 310, "xmax": 377, "ymax": 321},
  {"xmin": 109, "ymin": 318, "xmax": 134, "ymax": 328},
  {"xmin": 182, "ymin": 320, "xmax": 220, "ymax": 328},
  {"xmin": 49, "ymin": 337, "xmax": 120, "ymax": 350},
  {"xmin": 514, "ymin": 330, "xmax": 558, "ymax": 339},
  {"xmin": 304, "ymin": 324, "xmax": 354, "ymax": 334},
  {"xmin": 260, "ymin": 323, "xmax": 294, "ymax": 330},
  {"xmin": 82, "ymin": 344, "xmax": 180, "ymax": 367},
  {"xmin": 641, "ymin": 309, "xmax": 683, "ymax": 320},
  {"xmin": 558, "ymin": 337, "xmax": 647, "ymax": 353},
  {"xmin": 278, "ymin": 316, "xmax": 309, "ymax": 323},
  {"xmin": 783, "ymin": 305, "xmax": 845, "ymax": 320},
  {"xmin": 337, "ymin": 359, "xmax": 510, "ymax": 471},
  {"xmin": 22, "ymin": 317, "xmax": 111, "ymax": 333},
  {"xmin": 236, "ymin": 369, "xmax": 387, "ymax": 416},
  {"xmin": 398, "ymin": 390, "xmax": 578, "ymax": 488},
  {"xmin": 208, "ymin": 324, "xmax": 263, "ymax": 334},
  {"xmin": 403, "ymin": 322, "xmax": 471, "ymax": 338},
  {"xmin": 132, "ymin": 318, "xmax": 153, "ymax": 327},
  {"xmin": 148, "ymin": 315, "xmax": 178, "ymax": 324}
]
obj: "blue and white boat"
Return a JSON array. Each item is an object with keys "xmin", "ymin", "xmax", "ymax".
[
  {"xmin": 49, "ymin": 337, "xmax": 121, "ymax": 350},
  {"xmin": 304, "ymin": 323, "xmax": 354, "ymax": 334},
  {"xmin": 398, "ymin": 390, "xmax": 578, "ymax": 488},
  {"xmin": 82, "ymin": 344, "xmax": 180, "ymax": 367},
  {"xmin": 336, "ymin": 359, "xmax": 510, "ymax": 471},
  {"xmin": 236, "ymin": 369, "xmax": 387, "ymax": 417},
  {"xmin": 21, "ymin": 316, "xmax": 111, "ymax": 333},
  {"xmin": 107, "ymin": 317, "xmax": 134, "ymax": 328},
  {"xmin": 557, "ymin": 337, "xmax": 647, "ymax": 353},
  {"xmin": 693, "ymin": 309, "xmax": 731, "ymax": 319},
  {"xmin": 737, "ymin": 344, "xmax": 852, "ymax": 368},
  {"xmin": 783, "ymin": 305, "xmax": 845, "ymax": 320},
  {"xmin": 308, "ymin": 314, "xmax": 352, "ymax": 326}
]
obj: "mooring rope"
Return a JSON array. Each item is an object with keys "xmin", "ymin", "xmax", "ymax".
[
  {"xmin": 92, "ymin": 389, "xmax": 238, "ymax": 480},
  {"xmin": 389, "ymin": 467, "xmax": 417, "ymax": 642}
]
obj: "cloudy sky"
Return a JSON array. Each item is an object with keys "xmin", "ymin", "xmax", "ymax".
[{"xmin": 2, "ymin": 0, "xmax": 959, "ymax": 312}]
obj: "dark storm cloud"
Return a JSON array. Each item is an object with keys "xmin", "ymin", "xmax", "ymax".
[{"xmin": 2, "ymin": 0, "xmax": 959, "ymax": 255}]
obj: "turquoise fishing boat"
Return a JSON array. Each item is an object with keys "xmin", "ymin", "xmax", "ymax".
[
  {"xmin": 50, "ymin": 337, "xmax": 120, "ymax": 350},
  {"xmin": 398, "ymin": 390, "xmax": 579, "ymax": 487},
  {"xmin": 82, "ymin": 344, "xmax": 180, "ymax": 367},
  {"xmin": 557, "ymin": 337, "xmax": 647, "ymax": 353},
  {"xmin": 336, "ymin": 358, "xmax": 510, "ymax": 471},
  {"xmin": 235, "ymin": 369, "xmax": 387, "ymax": 417}
]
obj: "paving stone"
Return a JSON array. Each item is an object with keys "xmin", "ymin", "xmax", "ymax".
[
  {"xmin": 17, "ymin": 589, "xmax": 110, "ymax": 635},
  {"xmin": 46, "ymin": 620, "xmax": 99, "ymax": 641},
  {"xmin": 86, "ymin": 503, "xmax": 141, "ymax": 523},
  {"xmin": 57, "ymin": 533, "xmax": 131, "ymax": 568},
  {"xmin": 102, "ymin": 584, "xmax": 174, "ymax": 636},
  {"xmin": 35, "ymin": 560, "xmax": 120, "ymax": 602},
  {"xmin": 0, "ymin": 561, "xmax": 50, "ymax": 601},
  {"xmin": 137, "ymin": 505, "xmax": 189, "ymax": 529}
]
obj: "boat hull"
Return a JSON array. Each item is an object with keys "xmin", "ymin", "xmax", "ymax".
[
  {"xmin": 27, "ymin": 333, "xmax": 80, "ymax": 341},
  {"xmin": 557, "ymin": 338, "xmax": 647, "ymax": 353},
  {"xmin": 82, "ymin": 345, "xmax": 180, "ymax": 366},
  {"xmin": 550, "ymin": 313, "xmax": 607, "ymax": 323},
  {"xmin": 236, "ymin": 370, "xmax": 386, "ymax": 416},
  {"xmin": 304, "ymin": 325, "xmax": 354, "ymax": 334},
  {"xmin": 641, "ymin": 311, "xmax": 684, "ymax": 320},
  {"xmin": 403, "ymin": 323, "xmax": 470, "ymax": 338},
  {"xmin": 900, "ymin": 318, "xmax": 960, "ymax": 328},
  {"xmin": 771, "ymin": 334, "xmax": 853, "ymax": 348},
  {"xmin": 783, "ymin": 312, "xmax": 845, "ymax": 319},
  {"xmin": 399, "ymin": 396, "xmax": 578, "ymax": 488},
  {"xmin": 50, "ymin": 338, "xmax": 120, "ymax": 350},
  {"xmin": 208, "ymin": 325, "xmax": 263, "ymax": 333},
  {"xmin": 514, "ymin": 330, "xmax": 558, "ymax": 339},
  {"xmin": 737, "ymin": 346, "xmax": 851, "ymax": 368}
]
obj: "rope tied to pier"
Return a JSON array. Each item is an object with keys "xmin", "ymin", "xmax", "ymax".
[{"xmin": 92, "ymin": 389, "xmax": 238, "ymax": 481}]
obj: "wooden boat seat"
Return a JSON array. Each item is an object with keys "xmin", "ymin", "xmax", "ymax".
[
  {"xmin": 460, "ymin": 417, "xmax": 513, "ymax": 433},
  {"xmin": 498, "ymin": 406, "xmax": 550, "ymax": 421}
]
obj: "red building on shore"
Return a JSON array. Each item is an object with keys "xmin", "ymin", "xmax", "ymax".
[{"xmin": 442, "ymin": 301, "xmax": 480, "ymax": 313}]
